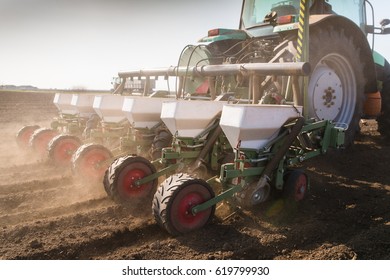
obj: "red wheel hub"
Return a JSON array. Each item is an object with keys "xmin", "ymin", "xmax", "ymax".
[
  {"xmin": 35, "ymin": 132, "xmax": 57, "ymax": 156},
  {"xmin": 53, "ymin": 141, "xmax": 80, "ymax": 165},
  {"xmin": 20, "ymin": 129, "xmax": 35, "ymax": 146},
  {"xmin": 294, "ymin": 174, "xmax": 307, "ymax": 201},
  {"xmin": 176, "ymin": 192, "xmax": 207, "ymax": 227},
  {"xmin": 120, "ymin": 169, "xmax": 149, "ymax": 198},
  {"xmin": 81, "ymin": 151, "xmax": 110, "ymax": 179}
]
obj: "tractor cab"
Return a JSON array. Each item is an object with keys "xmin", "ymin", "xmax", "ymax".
[
  {"xmin": 202, "ymin": 0, "xmax": 369, "ymax": 45},
  {"xmin": 240, "ymin": 0, "xmax": 365, "ymax": 35},
  {"xmin": 240, "ymin": 0, "xmax": 390, "ymax": 37}
]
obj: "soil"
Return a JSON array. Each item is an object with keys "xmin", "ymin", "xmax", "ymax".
[{"xmin": 0, "ymin": 90, "xmax": 389, "ymax": 260}]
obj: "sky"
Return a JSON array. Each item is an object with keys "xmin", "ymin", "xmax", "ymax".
[{"xmin": 0, "ymin": 0, "xmax": 389, "ymax": 90}]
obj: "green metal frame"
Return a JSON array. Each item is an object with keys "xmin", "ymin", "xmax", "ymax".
[
  {"xmin": 192, "ymin": 117, "xmax": 345, "ymax": 215},
  {"xmin": 132, "ymin": 119, "xmax": 232, "ymax": 187},
  {"xmin": 51, "ymin": 113, "xmax": 86, "ymax": 135}
]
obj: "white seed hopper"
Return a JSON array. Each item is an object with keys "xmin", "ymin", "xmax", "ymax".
[
  {"xmin": 70, "ymin": 94, "xmax": 96, "ymax": 118},
  {"xmin": 161, "ymin": 100, "xmax": 226, "ymax": 138},
  {"xmin": 93, "ymin": 95, "xmax": 127, "ymax": 123},
  {"xmin": 122, "ymin": 97, "xmax": 171, "ymax": 129},
  {"xmin": 220, "ymin": 104, "xmax": 303, "ymax": 150},
  {"xmin": 53, "ymin": 93, "xmax": 78, "ymax": 115}
]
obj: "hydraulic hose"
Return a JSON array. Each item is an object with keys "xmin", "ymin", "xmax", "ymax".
[
  {"xmin": 190, "ymin": 125, "xmax": 223, "ymax": 173},
  {"xmin": 256, "ymin": 116, "xmax": 305, "ymax": 189}
]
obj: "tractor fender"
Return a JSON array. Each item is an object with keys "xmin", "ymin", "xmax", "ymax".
[{"xmin": 308, "ymin": 14, "xmax": 378, "ymax": 95}]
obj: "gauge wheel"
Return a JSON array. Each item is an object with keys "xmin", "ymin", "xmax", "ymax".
[
  {"xmin": 48, "ymin": 134, "xmax": 82, "ymax": 166},
  {"xmin": 29, "ymin": 128, "xmax": 59, "ymax": 158},
  {"xmin": 103, "ymin": 155, "xmax": 157, "ymax": 204},
  {"xmin": 234, "ymin": 180, "xmax": 271, "ymax": 209},
  {"xmin": 16, "ymin": 125, "xmax": 40, "ymax": 149},
  {"xmin": 72, "ymin": 143, "xmax": 113, "ymax": 182},
  {"xmin": 283, "ymin": 170, "xmax": 308, "ymax": 203},
  {"xmin": 152, "ymin": 173, "xmax": 215, "ymax": 236}
]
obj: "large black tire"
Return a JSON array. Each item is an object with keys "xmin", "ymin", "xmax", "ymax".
[
  {"xmin": 308, "ymin": 26, "xmax": 365, "ymax": 145},
  {"xmin": 152, "ymin": 173, "xmax": 215, "ymax": 236},
  {"xmin": 376, "ymin": 59, "xmax": 390, "ymax": 139},
  {"xmin": 150, "ymin": 126, "xmax": 172, "ymax": 160},
  {"xmin": 29, "ymin": 128, "xmax": 59, "ymax": 158},
  {"xmin": 16, "ymin": 125, "xmax": 40, "ymax": 149},
  {"xmin": 103, "ymin": 155, "xmax": 157, "ymax": 204},
  {"xmin": 71, "ymin": 143, "xmax": 113, "ymax": 182},
  {"xmin": 48, "ymin": 134, "xmax": 82, "ymax": 166}
]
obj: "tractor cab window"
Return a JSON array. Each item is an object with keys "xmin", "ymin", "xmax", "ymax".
[
  {"xmin": 241, "ymin": 0, "xmax": 302, "ymax": 29},
  {"xmin": 241, "ymin": 0, "xmax": 364, "ymax": 30},
  {"xmin": 326, "ymin": 0, "xmax": 364, "ymax": 29}
]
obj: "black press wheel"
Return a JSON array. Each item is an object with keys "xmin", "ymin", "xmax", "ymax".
[
  {"xmin": 152, "ymin": 173, "xmax": 215, "ymax": 236},
  {"xmin": 103, "ymin": 155, "xmax": 157, "ymax": 204}
]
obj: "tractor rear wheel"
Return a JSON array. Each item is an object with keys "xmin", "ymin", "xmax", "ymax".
[
  {"xmin": 48, "ymin": 135, "xmax": 82, "ymax": 166},
  {"xmin": 103, "ymin": 155, "xmax": 157, "ymax": 204},
  {"xmin": 72, "ymin": 143, "xmax": 113, "ymax": 182},
  {"xmin": 308, "ymin": 26, "xmax": 364, "ymax": 145},
  {"xmin": 16, "ymin": 125, "xmax": 40, "ymax": 149},
  {"xmin": 152, "ymin": 173, "xmax": 215, "ymax": 236},
  {"xmin": 29, "ymin": 128, "xmax": 58, "ymax": 158}
]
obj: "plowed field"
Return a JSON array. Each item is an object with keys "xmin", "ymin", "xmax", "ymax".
[{"xmin": 0, "ymin": 90, "xmax": 389, "ymax": 260}]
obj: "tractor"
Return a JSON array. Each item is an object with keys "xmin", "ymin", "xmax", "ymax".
[
  {"xmin": 148, "ymin": 0, "xmax": 390, "ymax": 235},
  {"xmin": 191, "ymin": 0, "xmax": 389, "ymax": 143},
  {"xmin": 66, "ymin": 0, "xmax": 389, "ymax": 234}
]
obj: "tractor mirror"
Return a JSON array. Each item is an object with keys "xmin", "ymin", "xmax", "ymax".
[
  {"xmin": 366, "ymin": 19, "xmax": 390, "ymax": 35},
  {"xmin": 381, "ymin": 27, "xmax": 390, "ymax": 35},
  {"xmin": 380, "ymin": 18, "xmax": 390, "ymax": 27},
  {"xmin": 380, "ymin": 19, "xmax": 390, "ymax": 34}
]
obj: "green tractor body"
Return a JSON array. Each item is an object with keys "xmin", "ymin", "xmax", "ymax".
[{"xmin": 200, "ymin": 0, "xmax": 390, "ymax": 126}]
